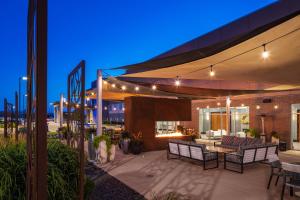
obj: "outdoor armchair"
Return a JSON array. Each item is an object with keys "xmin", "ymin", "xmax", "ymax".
[{"xmin": 281, "ymin": 162, "xmax": 300, "ymax": 200}]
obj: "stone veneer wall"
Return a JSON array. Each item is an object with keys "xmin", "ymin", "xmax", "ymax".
[{"xmin": 181, "ymin": 91, "xmax": 300, "ymax": 149}]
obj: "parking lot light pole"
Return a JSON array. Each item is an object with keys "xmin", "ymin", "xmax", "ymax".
[{"xmin": 19, "ymin": 76, "xmax": 28, "ymax": 124}]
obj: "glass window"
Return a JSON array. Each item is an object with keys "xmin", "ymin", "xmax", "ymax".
[
  {"xmin": 155, "ymin": 121, "xmax": 180, "ymax": 137},
  {"xmin": 199, "ymin": 106, "xmax": 249, "ymax": 136}
]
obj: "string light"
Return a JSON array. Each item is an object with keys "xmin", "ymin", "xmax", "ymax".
[
  {"xmin": 256, "ymin": 105, "xmax": 260, "ymax": 110},
  {"xmin": 111, "ymin": 83, "xmax": 116, "ymax": 88},
  {"xmin": 196, "ymin": 107, "xmax": 200, "ymax": 110},
  {"xmin": 121, "ymin": 85, "xmax": 126, "ymax": 90},
  {"xmin": 241, "ymin": 104, "xmax": 245, "ymax": 107},
  {"xmin": 91, "ymin": 92, "xmax": 95, "ymax": 96},
  {"xmin": 274, "ymin": 105, "xmax": 279, "ymax": 109},
  {"xmin": 217, "ymin": 102, "xmax": 221, "ymax": 106},
  {"xmin": 206, "ymin": 105, "xmax": 210, "ymax": 109},
  {"xmin": 152, "ymin": 85, "xmax": 157, "ymax": 90},
  {"xmin": 175, "ymin": 76, "xmax": 180, "ymax": 86},
  {"xmin": 209, "ymin": 65, "xmax": 215, "ymax": 77},
  {"xmin": 262, "ymin": 44, "xmax": 270, "ymax": 59},
  {"xmin": 135, "ymin": 86, "xmax": 140, "ymax": 91},
  {"xmin": 86, "ymin": 97, "xmax": 90, "ymax": 101},
  {"xmin": 104, "ymin": 106, "xmax": 107, "ymax": 110}
]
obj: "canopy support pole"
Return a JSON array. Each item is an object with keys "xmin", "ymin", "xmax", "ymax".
[{"xmin": 97, "ymin": 69, "xmax": 103, "ymax": 136}]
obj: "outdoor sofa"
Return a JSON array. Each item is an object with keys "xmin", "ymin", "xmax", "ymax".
[
  {"xmin": 224, "ymin": 143, "xmax": 278, "ymax": 173},
  {"xmin": 214, "ymin": 135, "xmax": 262, "ymax": 150},
  {"xmin": 167, "ymin": 139, "xmax": 218, "ymax": 170}
]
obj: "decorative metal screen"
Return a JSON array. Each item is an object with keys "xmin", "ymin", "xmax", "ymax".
[
  {"xmin": 3, "ymin": 98, "xmax": 14, "ymax": 138},
  {"xmin": 26, "ymin": 0, "xmax": 48, "ymax": 199},
  {"xmin": 67, "ymin": 60, "xmax": 85, "ymax": 200}
]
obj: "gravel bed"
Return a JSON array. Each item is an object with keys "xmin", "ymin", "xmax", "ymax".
[{"xmin": 85, "ymin": 162, "xmax": 145, "ymax": 200}]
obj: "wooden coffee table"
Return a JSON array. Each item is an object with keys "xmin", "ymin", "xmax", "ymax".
[{"xmin": 206, "ymin": 145, "xmax": 236, "ymax": 161}]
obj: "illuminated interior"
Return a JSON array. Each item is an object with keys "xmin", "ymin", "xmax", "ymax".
[{"xmin": 155, "ymin": 121, "xmax": 183, "ymax": 137}]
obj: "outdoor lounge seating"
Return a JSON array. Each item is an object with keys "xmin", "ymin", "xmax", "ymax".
[
  {"xmin": 281, "ymin": 162, "xmax": 300, "ymax": 200},
  {"xmin": 214, "ymin": 135, "xmax": 262, "ymax": 150},
  {"xmin": 224, "ymin": 144, "xmax": 278, "ymax": 173},
  {"xmin": 167, "ymin": 139, "xmax": 219, "ymax": 170}
]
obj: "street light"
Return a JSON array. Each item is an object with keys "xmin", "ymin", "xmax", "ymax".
[{"xmin": 19, "ymin": 76, "xmax": 28, "ymax": 125}]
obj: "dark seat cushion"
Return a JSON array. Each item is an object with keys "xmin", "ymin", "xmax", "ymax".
[{"xmin": 221, "ymin": 136, "xmax": 234, "ymax": 145}]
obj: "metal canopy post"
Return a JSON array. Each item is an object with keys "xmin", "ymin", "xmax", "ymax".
[{"xmin": 97, "ymin": 69, "xmax": 103, "ymax": 136}]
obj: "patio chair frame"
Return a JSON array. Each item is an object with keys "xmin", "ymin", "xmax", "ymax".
[
  {"xmin": 224, "ymin": 145, "xmax": 278, "ymax": 174},
  {"xmin": 167, "ymin": 141, "xmax": 219, "ymax": 170}
]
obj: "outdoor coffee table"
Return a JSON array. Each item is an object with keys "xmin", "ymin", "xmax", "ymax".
[{"xmin": 206, "ymin": 146, "xmax": 236, "ymax": 162}]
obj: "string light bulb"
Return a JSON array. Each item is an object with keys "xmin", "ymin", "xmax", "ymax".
[
  {"xmin": 111, "ymin": 83, "xmax": 116, "ymax": 88},
  {"xmin": 121, "ymin": 85, "xmax": 126, "ymax": 90},
  {"xmin": 274, "ymin": 105, "xmax": 279, "ymax": 109},
  {"xmin": 152, "ymin": 85, "xmax": 157, "ymax": 90},
  {"xmin": 256, "ymin": 105, "xmax": 260, "ymax": 110},
  {"xmin": 262, "ymin": 44, "xmax": 270, "ymax": 59},
  {"xmin": 175, "ymin": 76, "xmax": 181, "ymax": 86},
  {"xmin": 135, "ymin": 86, "xmax": 139, "ymax": 91},
  {"xmin": 209, "ymin": 65, "xmax": 215, "ymax": 77},
  {"xmin": 217, "ymin": 102, "xmax": 221, "ymax": 106}
]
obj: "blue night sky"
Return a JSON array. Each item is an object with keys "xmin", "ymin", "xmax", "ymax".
[{"xmin": 0, "ymin": 0, "xmax": 276, "ymax": 110}]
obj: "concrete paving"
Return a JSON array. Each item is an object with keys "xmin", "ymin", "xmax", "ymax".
[{"xmin": 97, "ymin": 149, "xmax": 300, "ymax": 200}]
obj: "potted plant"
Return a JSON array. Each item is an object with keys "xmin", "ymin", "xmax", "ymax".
[
  {"xmin": 86, "ymin": 127, "xmax": 96, "ymax": 160},
  {"xmin": 120, "ymin": 131, "xmax": 131, "ymax": 154},
  {"xmin": 130, "ymin": 131, "xmax": 143, "ymax": 155},
  {"xmin": 247, "ymin": 128, "xmax": 260, "ymax": 138},
  {"xmin": 93, "ymin": 134, "xmax": 113, "ymax": 163},
  {"xmin": 271, "ymin": 131, "xmax": 279, "ymax": 144}
]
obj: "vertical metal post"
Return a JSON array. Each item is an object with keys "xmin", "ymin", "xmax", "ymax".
[
  {"xmin": 226, "ymin": 96, "xmax": 231, "ymax": 136},
  {"xmin": 15, "ymin": 92, "xmax": 19, "ymax": 141},
  {"xmin": 60, "ymin": 93, "xmax": 64, "ymax": 127},
  {"xmin": 35, "ymin": 0, "xmax": 48, "ymax": 199},
  {"xmin": 4, "ymin": 98, "xmax": 7, "ymax": 138},
  {"xmin": 79, "ymin": 62, "xmax": 85, "ymax": 200},
  {"xmin": 97, "ymin": 69, "xmax": 103, "ymax": 136},
  {"xmin": 67, "ymin": 76, "xmax": 71, "ymax": 146}
]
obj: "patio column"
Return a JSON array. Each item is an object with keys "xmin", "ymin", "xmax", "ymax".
[
  {"xmin": 226, "ymin": 96, "xmax": 231, "ymax": 136},
  {"xmin": 60, "ymin": 93, "xmax": 64, "ymax": 127},
  {"xmin": 97, "ymin": 69, "xmax": 103, "ymax": 136}
]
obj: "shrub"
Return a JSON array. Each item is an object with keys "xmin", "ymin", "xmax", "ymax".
[{"xmin": 0, "ymin": 139, "xmax": 93, "ymax": 200}]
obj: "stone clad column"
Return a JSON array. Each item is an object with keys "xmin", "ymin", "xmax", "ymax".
[
  {"xmin": 226, "ymin": 96, "xmax": 231, "ymax": 136},
  {"xmin": 97, "ymin": 69, "xmax": 103, "ymax": 136}
]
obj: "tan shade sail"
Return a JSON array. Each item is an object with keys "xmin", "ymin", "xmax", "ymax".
[{"xmin": 122, "ymin": 15, "xmax": 300, "ymax": 89}]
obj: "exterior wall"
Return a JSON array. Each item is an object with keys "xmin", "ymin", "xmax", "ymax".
[
  {"xmin": 125, "ymin": 97, "xmax": 191, "ymax": 151},
  {"xmin": 183, "ymin": 91, "xmax": 300, "ymax": 149}
]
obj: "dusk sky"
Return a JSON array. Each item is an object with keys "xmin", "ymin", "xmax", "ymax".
[{"xmin": 0, "ymin": 0, "xmax": 276, "ymax": 110}]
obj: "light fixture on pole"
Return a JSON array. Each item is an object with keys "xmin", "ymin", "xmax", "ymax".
[
  {"xmin": 19, "ymin": 76, "xmax": 28, "ymax": 125},
  {"xmin": 262, "ymin": 44, "xmax": 270, "ymax": 59},
  {"xmin": 209, "ymin": 65, "xmax": 215, "ymax": 77}
]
